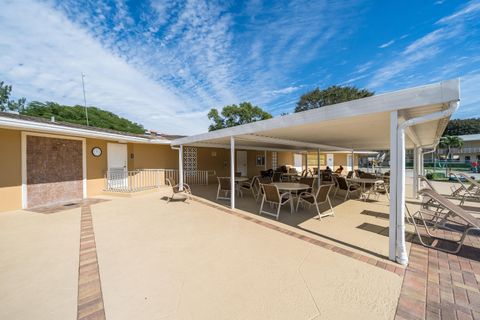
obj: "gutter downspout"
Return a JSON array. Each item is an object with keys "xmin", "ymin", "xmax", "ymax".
[{"xmin": 395, "ymin": 100, "xmax": 459, "ymax": 265}]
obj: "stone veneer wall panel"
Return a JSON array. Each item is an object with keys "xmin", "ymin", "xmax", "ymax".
[{"xmin": 26, "ymin": 136, "xmax": 83, "ymax": 207}]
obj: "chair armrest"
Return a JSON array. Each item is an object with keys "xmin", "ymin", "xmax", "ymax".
[
  {"xmin": 280, "ymin": 192, "xmax": 291, "ymax": 198},
  {"xmin": 299, "ymin": 191, "xmax": 314, "ymax": 198}
]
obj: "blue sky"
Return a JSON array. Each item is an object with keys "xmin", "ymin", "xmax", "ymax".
[{"xmin": 1, "ymin": 0, "xmax": 479, "ymax": 134}]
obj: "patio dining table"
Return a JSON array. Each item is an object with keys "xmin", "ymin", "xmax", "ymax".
[
  {"xmin": 347, "ymin": 177, "xmax": 387, "ymax": 201},
  {"xmin": 234, "ymin": 176, "xmax": 249, "ymax": 197},
  {"xmin": 272, "ymin": 182, "xmax": 310, "ymax": 213}
]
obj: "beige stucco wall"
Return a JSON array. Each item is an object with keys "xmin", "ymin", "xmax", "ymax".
[
  {"xmin": 86, "ymin": 138, "xmax": 109, "ymax": 196},
  {"xmin": 0, "ymin": 128, "xmax": 22, "ymax": 212},
  {"xmin": 130, "ymin": 144, "xmax": 178, "ymax": 169},
  {"xmin": 197, "ymin": 147, "xmax": 230, "ymax": 177}
]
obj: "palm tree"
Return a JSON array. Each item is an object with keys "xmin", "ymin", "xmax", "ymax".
[{"xmin": 439, "ymin": 135, "xmax": 464, "ymax": 160}]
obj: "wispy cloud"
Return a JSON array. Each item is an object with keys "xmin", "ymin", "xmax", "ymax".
[
  {"xmin": 379, "ymin": 40, "xmax": 395, "ymax": 49},
  {"xmin": 367, "ymin": 1, "xmax": 479, "ymax": 89}
]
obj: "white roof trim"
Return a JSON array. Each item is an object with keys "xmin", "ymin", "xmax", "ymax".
[
  {"xmin": 237, "ymin": 134, "xmax": 351, "ymax": 151},
  {"xmin": 0, "ymin": 116, "xmax": 171, "ymax": 144},
  {"xmin": 171, "ymin": 79, "xmax": 459, "ymax": 146}
]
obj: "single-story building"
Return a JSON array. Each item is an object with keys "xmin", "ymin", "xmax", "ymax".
[{"xmin": 0, "ymin": 112, "xmax": 360, "ymax": 212}]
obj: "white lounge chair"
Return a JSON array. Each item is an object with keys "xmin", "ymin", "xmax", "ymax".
[{"xmin": 407, "ymin": 188, "xmax": 480, "ymax": 254}]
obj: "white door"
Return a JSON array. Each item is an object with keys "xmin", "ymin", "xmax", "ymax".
[
  {"xmin": 327, "ymin": 153, "xmax": 334, "ymax": 168},
  {"xmin": 107, "ymin": 143, "xmax": 128, "ymax": 189},
  {"xmin": 294, "ymin": 153, "xmax": 303, "ymax": 172},
  {"xmin": 236, "ymin": 151, "xmax": 247, "ymax": 177}
]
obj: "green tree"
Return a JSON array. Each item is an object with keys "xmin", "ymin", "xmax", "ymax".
[
  {"xmin": 22, "ymin": 101, "xmax": 145, "ymax": 134},
  {"xmin": 294, "ymin": 85, "xmax": 374, "ymax": 112},
  {"xmin": 444, "ymin": 118, "xmax": 480, "ymax": 136},
  {"xmin": 439, "ymin": 135, "xmax": 464, "ymax": 161},
  {"xmin": 0, "ymin": 81, "xmax": 26, "ymax": 112},
  {"xmin": 207, "ymin": 102, "xmax": 272, "ymax": 131}
]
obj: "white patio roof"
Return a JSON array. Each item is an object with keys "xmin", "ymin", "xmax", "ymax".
[{"xmin": 172, "ymin": 79, "xmax": 460, "ymax": 151}]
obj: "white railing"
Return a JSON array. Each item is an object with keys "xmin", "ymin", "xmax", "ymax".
[{"xmin": 105, "ymin": 169, "xmax": 213, "ymax": 192}]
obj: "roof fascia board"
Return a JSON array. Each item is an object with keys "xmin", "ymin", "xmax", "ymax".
[
  {"xmin": 0, "ymin": 117, "xmax": 170, "ymax": 144},
  {"xmin": 237, "ymin": 134, "xmax": 351, "ymax": 151},
  {"xmin": 185, "ymin": 142, "xmax": 308, "ymax": 153},
  {"xmin": 172, "ymin": 79, "xmax": 459, "ymax": 146}
]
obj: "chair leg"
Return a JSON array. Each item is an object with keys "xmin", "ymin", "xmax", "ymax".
[
  {"xmin": 328, "ymin": 197, "xmax": 334, "ymax": 216},
  {"xmin": 276, "ymin": 203, "xmax": 281, "ymax": 220},
  {"xmin": 295, "ymin": 198, "xmax": 301, "ymax": 212},
  {"xmin": 344, "ymin": 190, "xmax": 349, "ymax": 201},
  {"xmin": 259, "ymin": 196, "xmax": 265, "ymax": 215},
  {"xmin": 315, "ymin": 200, "xmax": 321, "ymax": 219}
]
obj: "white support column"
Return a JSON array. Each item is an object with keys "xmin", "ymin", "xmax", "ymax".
[
  {"xmin": 419, "ymin": 148, "xmax": 424, "ymax": 188},
  {"xmin": 389, "ymin": 112, "xmax": 398, "ymax": 262},
  {"xmin": 413, "ymin": 147, "xmax": 418, "ymax": 198},
  {"xmin": 230, "ymin": 136, "xmax": 235, "ymax": 210},
  {"xmin": 396, "ymin": 123, "xmax": 409, "ymax": 265},
  {"xmin": 178, "ymin": 145, "xmax": 184, "ymax": 191},
  {"xmin": 351, "ymin": 150, "xmax": 355, "ymax": 172},
  {"xmin": 317, "ymin": 149, "xmax": 321, "ymax": 188},
  {"xmin": 305, "ymin": 152, "xmax": 308, "ymax": 174}
]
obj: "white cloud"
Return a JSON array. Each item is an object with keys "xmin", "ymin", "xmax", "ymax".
[
  {"xmin": 0, "ymin": 0, "xmax": 214, "ymax": 134},
  {"xmin": 379, "ymin": 40, "xmax": 395, "ymax": 49},
  {"xmin": 454, "ymin": 72, "xmax": 480, "ymax": 119},
  {"xmin": 436, "ymin": 0, "xmax": 480, "ymax": 24},
  {"xmin": 264, "ymin": 86, "xmax": 301, "ymax": 96},
  {"xmin": 367, "ymin": 1, "xmax": 474, "ymax": 89}
]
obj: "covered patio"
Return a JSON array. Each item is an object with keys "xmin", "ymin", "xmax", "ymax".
[{"xmin": 172, "ymin": 79, "xmax": 461, "ymax": 265}]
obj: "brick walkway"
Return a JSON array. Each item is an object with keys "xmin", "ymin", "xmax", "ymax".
[
  {"xmin": 77, "ymin": 205, "xmax": 106, "ymax": 320},
  {"xmin": 396, "ymin": 227, "xmax": 480, "ymax": 320}
]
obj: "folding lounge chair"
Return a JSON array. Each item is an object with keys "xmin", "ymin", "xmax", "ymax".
[
  {"xmin": 259, "ymin": 184, "xmax": 292, "ymax": 220},
  {"xmin": 407, "ymin": 188, "xmax": 480, "ymax": 254},
  {"xmin": 166, "ymin": 178, "xmax": 192, "ymax": 202},
  {"xmin": 296, "ymin": 184, "xmax": 334, "ymax": 219},
  {"xmin": 450, "ymin": 172, "xmax": 480, "ymax": 205},
  {"xmin": 457, "ymin": 172, "xmax": 480, "ymax": 193}
]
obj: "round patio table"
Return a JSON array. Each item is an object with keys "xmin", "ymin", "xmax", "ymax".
[
  {"xmin": 272, "ymin": 182, "xmax": 310, "ymax": 213},
  {"xmin": 347, "ymin": 178, "xmax": 386, "ymax": 201},
  {"xmin": 234, "ymin": 177, "xmax": 249, "ymax": 197}
]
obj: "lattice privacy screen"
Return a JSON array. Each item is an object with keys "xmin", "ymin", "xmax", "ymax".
[{"xmin": 183, "ymin": 147, "xmax": 198, "ymax": 176}]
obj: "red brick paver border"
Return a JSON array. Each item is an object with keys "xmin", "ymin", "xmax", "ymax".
[
  {"xmin": 191, "ymin": 196, "xmax": 405, "ymax": 276},
  {"xmin": 396, "ymin": 230, "xmax": 480, "ymax": 320},
  {"xmin": 77, "ymin": 205, "xmax": 106, "ymax": 320}
]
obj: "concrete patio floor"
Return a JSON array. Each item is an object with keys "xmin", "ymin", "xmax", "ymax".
[
  {"xmin": 1, "ymin": 177, "xmax": 478, "ymax": 320},
  {"xmin": 190, "ymin": 182, "xmax": 415, "ymax": 261},
  {"xmin": 0, "ymin": 188, "xmax": 404, "ymax": 320}
]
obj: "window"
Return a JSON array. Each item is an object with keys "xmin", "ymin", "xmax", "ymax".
[{"xmin": 465, "ymin": 156, "xmax": 471, "ymax": 163}]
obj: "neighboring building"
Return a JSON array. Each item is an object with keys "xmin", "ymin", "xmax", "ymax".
[
  {"xmin": 437, "ymin": 134, "xmax": 480, "ymax": 163},
  {"xmin": 0, "ymin": 112, "xmax": 358, "ymax": 212}
]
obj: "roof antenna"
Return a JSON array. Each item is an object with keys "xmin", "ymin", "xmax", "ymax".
[{"xmin": 81, "ymin": 72, "xmax": 89, "ymax": 126}]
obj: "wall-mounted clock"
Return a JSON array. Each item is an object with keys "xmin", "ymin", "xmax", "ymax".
[{"xmin": 92, "ymin": 147, "xmax": 102, "ymax": 157}]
